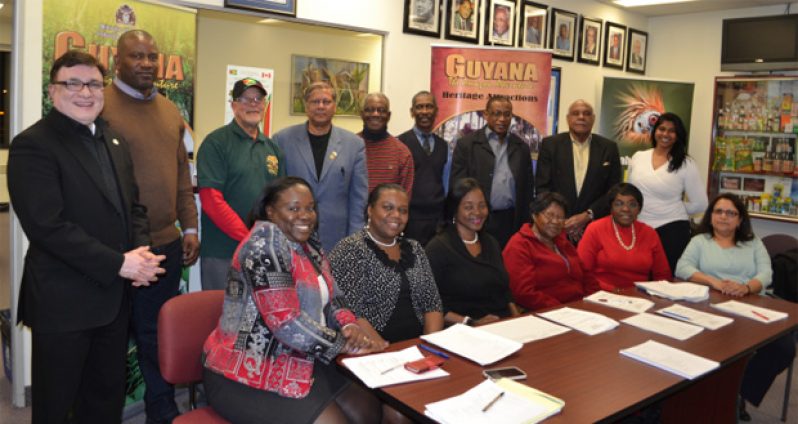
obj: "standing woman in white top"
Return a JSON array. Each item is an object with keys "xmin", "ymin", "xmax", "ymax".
[{"xmin": 628, "ymin": 112, "xmax": 708, "ymax": 273}]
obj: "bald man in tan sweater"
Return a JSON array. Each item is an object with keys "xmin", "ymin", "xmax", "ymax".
[{"xmin": 101, "ymin": 30, "xmax": 197, "ymax": 424}]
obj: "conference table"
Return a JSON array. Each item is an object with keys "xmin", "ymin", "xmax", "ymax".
[{"xmin": 344, "ymin": 289, "xmax": 798, "ymax": 423}]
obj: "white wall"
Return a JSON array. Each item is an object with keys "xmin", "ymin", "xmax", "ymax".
[
  {"xmin": 648, "ymin": 3, "xmax": 798, "ymax": 236},
  {"xmin": 178, "ymin": 0, "xmax": 648, "ymax": 133}
]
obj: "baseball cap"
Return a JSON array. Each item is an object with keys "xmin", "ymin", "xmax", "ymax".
[{"xmin": 231, "ymin": 78, "xmax": 267, "ymax": 99}]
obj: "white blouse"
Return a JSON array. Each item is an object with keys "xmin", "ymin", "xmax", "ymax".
[{"xmin": 627, "ymin": 149, "xmax": 708, "ymax": 229}]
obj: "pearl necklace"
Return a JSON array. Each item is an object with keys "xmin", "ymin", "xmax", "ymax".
[
  {"xmin": 462, "ymin": 232, "xmax": 479, "ymax": 245},
  {"xmin": 612, "ymin": 219, "xmax": 636, "ymax": 251},
  {"xmin": 366, "ymin": 229, "xmax": 397, "ymax": 247}
]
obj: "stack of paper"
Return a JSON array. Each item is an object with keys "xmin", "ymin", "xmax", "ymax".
[
  {"xmin": 711, "ymin": 300, "xmax": 789, "ymax": 323},
  {"xmin": 621, "ymin": 313, "xmax": 704, "ymax": 341},
  {"xmin": 656, "ymin": 304, "xmax": 734, "ymax": 330},
  {"xmin": 584, "ymin": 290, "xmax": 655, "ymax": 313},
  {"xmin": 479, "ymin": 315, "xmax": 571, "ymax": 344},
  {"xmin": 340, "ymin": 346, "xmax": 449, "ymax": 388},
  {"xmin": 620, "ymin": 339, "xmax": 720, "ymax": 380},
  {"xmin": 635, "ymin": 281, "xmax": 710, "ymax": 302},
  {"xmin": 420, "ymin": 324, "xmax": 523, "ymax": 365},
  {"xmin": 425, "ymin": 378, "xmax": 564, "ymax": 424},
  {"xmin": 537, "ymin": 307, "xmax": 619, "ymax": 335}
]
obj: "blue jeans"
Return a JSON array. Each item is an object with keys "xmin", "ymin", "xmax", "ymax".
[{"xmin": 131, "ymin": 238, "xmax": 182, "ymax": 421}]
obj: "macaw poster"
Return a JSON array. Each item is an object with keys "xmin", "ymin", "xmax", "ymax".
[
  {"xmin": 430, "ymin": 45, "xmax": 552, "ymax": 160},
  {"xmin": 599, "ymin": 77, "xmax": 695, "ymax": 163},
  {"xmin": 42, "ymin": 0, "xmax": 197, "ymax": 407},
  {"xmin": 42, "ymin": 0, "xmax": 196, "ymax": 123}
]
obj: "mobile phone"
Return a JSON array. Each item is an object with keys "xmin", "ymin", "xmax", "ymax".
[{"xmin": 482, "ymin": 366, "xmax": 527, "ymax": 380}]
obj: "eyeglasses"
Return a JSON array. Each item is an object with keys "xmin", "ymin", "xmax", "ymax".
[
  {"xmin": 236, "ymin": 95, "xmax": 265, "ymax": 105},
  {"xmin": 363, "ymin": 106, "xmax": 389, "ymax": 114},
  {"xmin": 540, "ymin": 212, "xmax": 565, "ymax": 223},
  {"xmin": 487, "ymin": 110, "xmax": 512, "ymax": 119},
  {"xmin": 307, "ymin": 98, "xmax": 334, "ymax": 106},
  {"xmin": 52, "ymin": 80, "xmax": 105, "ymax": 92},
  {"xmin": 612, "ymin": 200, "xmax": 640, "ymax": 209},
  {"xmin": 712, "ymin": 208, "xmax": 739, "ymax": 218}
]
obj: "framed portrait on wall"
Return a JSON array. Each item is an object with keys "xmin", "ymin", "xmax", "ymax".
[
  {"xmin": 485, "ymin": 0, "xmax": 515, "ymax": 46},
  {"xmin": 445, "ymin": 0, "xmax": 481, "ymax": 44},
  {"xmin": 224, "ymin": 0, "xmax": 296, "ymax": 16},
  {"xmin": 403, "ymin": 0, "xmax": 443, "ymax": 38},
  {"xmin": 518, "ymin": 1, "xmax": 547, "ymax": 49},
  {"xmin": 604, "ymin": 21, "xmax": 627, "ymax": 69},
  {"xmin": 626, "ymin": 28, "xmax": 648, "ymax": 74},
  {"xmin": 549, "ymin": 8, "xmax": 577, "ymax": 61},
  {"xmin": 577, "ymin": 17, "xmax": 602, "ymax": 66}
]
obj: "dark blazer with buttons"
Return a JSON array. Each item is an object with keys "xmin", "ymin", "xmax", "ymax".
[
  {"xmin": 535, "ymin": 132, "xmax": 622, "ymax": 219},
  {"xmin": 8, "ymin": 109, "xmax": 150, "ymax": 333},
  {"xmin": 449, "ymin": 126, "xmax": 533, "ymax": 231}
]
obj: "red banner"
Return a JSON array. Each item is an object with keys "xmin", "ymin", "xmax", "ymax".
[{"xmin": 431, "ymin": 46, "xmax": 552, "ymax": 156}]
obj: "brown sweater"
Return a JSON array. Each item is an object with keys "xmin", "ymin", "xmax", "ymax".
[{"xmin": 101, "ymin": 84, "xmax": 198, "ymax": 247}]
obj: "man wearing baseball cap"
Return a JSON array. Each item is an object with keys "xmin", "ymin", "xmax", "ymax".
[{"xmin": 196, "ymin": 77, "xmax": 285, "ymax": 290}]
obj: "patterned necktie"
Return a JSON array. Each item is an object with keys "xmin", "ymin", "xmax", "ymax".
[{"xmin": 422, "ymin": 134, "xmax": 432, "ymax": 155}]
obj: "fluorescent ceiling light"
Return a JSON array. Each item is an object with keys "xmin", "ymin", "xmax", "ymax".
[
  {"xmin": 0, "ymin": 4, "xmax": 4, "ymax": 11},
  {"xmin": 614, "ymin": 0, "xmax": 694, "ymax": 7}
]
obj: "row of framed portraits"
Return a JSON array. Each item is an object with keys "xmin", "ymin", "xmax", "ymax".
[{"xmin": 403, "ymin": 0, "xmax": 648, "ymax": 74}]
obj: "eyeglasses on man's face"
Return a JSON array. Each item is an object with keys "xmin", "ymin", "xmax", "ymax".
[
  {"xmin": 52, "ymin": 79, "xmax": 105, "ymax": 92},
  {"xmin": 236, "ymin": 95, "xmax": 266, "ymax": 106}
]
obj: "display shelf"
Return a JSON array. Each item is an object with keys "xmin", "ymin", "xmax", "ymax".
[{"xmin": 709, "ymin": 77, "xmax": 798, "ymax": 223}]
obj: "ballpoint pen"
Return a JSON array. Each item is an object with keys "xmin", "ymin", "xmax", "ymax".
[
  {"xmin": 751, "ymin": 310, "xmax": 770, "ymax": 321},
  {"xmin": 380, "ymin": 363, "xmax": 403, "ymax": 375},
  {"xmin": 419, "ymin": 344, "xmax": 450, "ymax": 359},
  {"xmin": 481, "ymin": 392, "xmax": 504, "ymax": 412},
  {"xmin": 660, "ymin": 310, "xmax": 691, "ymax": 321}
]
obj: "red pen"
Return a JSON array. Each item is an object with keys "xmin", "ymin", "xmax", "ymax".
[{"xmin": 751, "ymin": 310, "xmax": 770, "ymax": 321}]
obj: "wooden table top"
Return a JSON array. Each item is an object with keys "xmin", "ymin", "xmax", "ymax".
[{"xmin": 353, "ymin": 289, "xmax": 798, "ymax": 423}]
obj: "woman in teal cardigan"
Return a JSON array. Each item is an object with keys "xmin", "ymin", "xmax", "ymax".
[{"xmin": 675, "ymin": 193, "xmax": 794, "ymax": 420}]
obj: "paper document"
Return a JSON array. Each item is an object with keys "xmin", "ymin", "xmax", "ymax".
[
  {"xmin": 584, "ymin": 290, "xmax": 655, "ymax": 313},
  {"xmin": 656, "ymin": 304, "xmax": 733, "ymax": 330},
  {"xmin": 340, "ymin": 346, "xmax": 449, "ymax": 388},
  {"xmin": 711, "ymin": 300, "xmax": 788, "ymax": 323},
  {"xmin": 424, "ymin": 378, "xmax": 564, "ymax": 424},
  {"xmin": 635, "ymin": 281, "xmax": 709, "ymax": 302},
  {"xmin": 620, "ymin": 339, "xmax": 720, "ymax": 380},
  {"xmin": 420, "ymin": 324, "xmax": 522, "ymax": 366},
  {"xmin": 537, "ymin": 307, "xmax": 619, "ymax": 335},
  {"xmin": 480, "ymin": 315, "xmax": 571, "ymax": 344},
  {"xmin": 622, "ymin": 312, "xmax": 704, "ymax": 340}
]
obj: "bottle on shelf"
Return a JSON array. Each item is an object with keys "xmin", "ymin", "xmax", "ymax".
[
  {"xmin": 763, "ymin": 139, "xmax": 774, "ymax": 173},
  {"xmin": 783, "ymin": 141, "xmax": 795, "ymax": 173}
]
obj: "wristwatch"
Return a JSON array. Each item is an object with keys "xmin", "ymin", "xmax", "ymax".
[
  {"xmin": 462, "ymin": 316, "xmax": 473, "ymax": 326},
  {"xmin": 586, "ymin": 209, "xmax": 594, "ymax": 220}
]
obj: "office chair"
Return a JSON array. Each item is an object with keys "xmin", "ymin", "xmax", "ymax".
[
  {"xmin": 157, "ymin": 290, "xmax": 229, "ymax": 424},
  {"xmin": 761, "ymin": 233, "xmax": 797, "ymax": 422}
]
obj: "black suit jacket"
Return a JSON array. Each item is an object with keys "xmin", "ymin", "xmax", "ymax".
[
  {"xmin": 535, "ymin": 132, "xmax": 622, "ymax": 218},
  {"xmin": 450, "ymin": 127, "xmax": 533, "ymax": 230},
  {"xmin": 8, "ymin": 109, "xmax": 150, "ymax": 333}
]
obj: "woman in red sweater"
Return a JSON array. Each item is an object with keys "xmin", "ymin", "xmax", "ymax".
[
  {"xmin": 577, "ymin": 183, "xmax": 671, "ymax": 291},
  {"xmin": 503, "ymin": 192, "xmax": 597, "ymax": 311}
]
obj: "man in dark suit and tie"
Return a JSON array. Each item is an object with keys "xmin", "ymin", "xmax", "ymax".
[
  {"xmin": 7, "ymin": 51, "xmax": 165, "ymax": 424},
  {"xmin": 536, "ymin": 99, "xmax": 622, "ymax": 243},
  {"xmin": 450, "ymin": 96, "xmax": 533, "ymax": 248},
  {"xmin": 398, "ymin": 91, "xmax": 448, "ymax": 245}
]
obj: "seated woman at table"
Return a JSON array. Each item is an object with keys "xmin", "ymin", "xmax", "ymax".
[
  {"xmin": 675, "ymin": 193, "xmax": 794, "ymax": 417},
  {"xmin": 577, "ymin": 183, "xmax": 671, "ymax": 291},
  {"xmin": 202, "ymin": 177, "xmax": 385, "ymax": 424},
  {"xmin": 329, "ymin": 183, "xmax": 444, "ymax": 343},
  {"xmin": 503, "ymin": 192, "xmax": 598, "ymax": 311},
  {"xmin": 425, "ymin": 178, "xmax": 519, "ymax": 325}
]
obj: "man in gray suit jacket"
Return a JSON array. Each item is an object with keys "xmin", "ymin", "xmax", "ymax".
[{"xmin": 274, "ymin": 82, "xmax": 368, "ymax": 251}]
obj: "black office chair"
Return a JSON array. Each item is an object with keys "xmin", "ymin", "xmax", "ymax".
[{"xmin": 762, "ymin": 234, "xmax": 798, "ymax": 422}]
